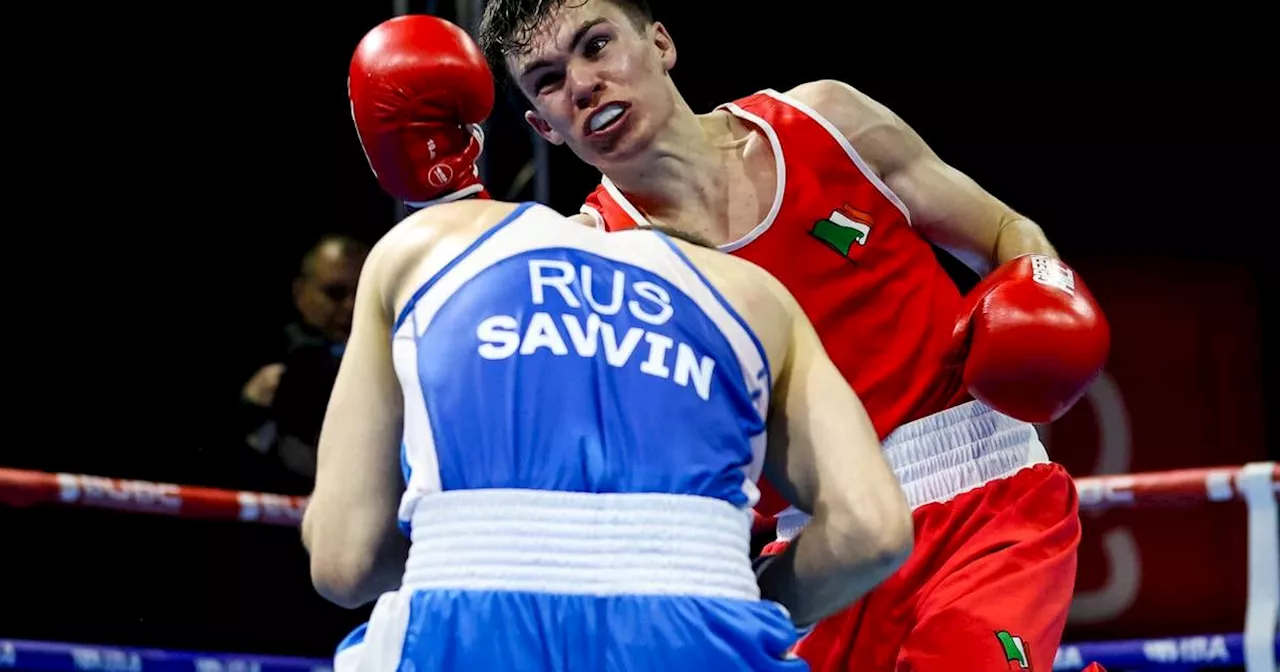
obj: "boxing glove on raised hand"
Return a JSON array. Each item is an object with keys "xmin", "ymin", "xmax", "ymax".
[
  {"xmin": 950, "ymin": 254, "xmax": 1110, "ymax": 424},
  {"xmin": 349, "ymin": 15, "xmax": 495, "ymax": 206}
]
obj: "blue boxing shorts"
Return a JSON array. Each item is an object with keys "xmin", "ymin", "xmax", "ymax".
[{"xmin": 332, "ymin": 489, "xmax": 806, "ymax": 672}]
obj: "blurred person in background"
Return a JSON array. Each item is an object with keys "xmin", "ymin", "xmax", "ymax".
[{"xmin": 237, "ymin": 233, "xmax": 369, "ymax": 492}]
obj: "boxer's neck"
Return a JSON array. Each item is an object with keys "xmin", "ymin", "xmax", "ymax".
[{"xmin": 603, "ymin": 101, "xmax": 739, "ymax": 225}]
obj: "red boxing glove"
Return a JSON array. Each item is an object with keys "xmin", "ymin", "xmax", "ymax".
[
  {"xmin": 758, "ymin": 539, "xmax": 791, "ymax": 557},
  {"xmin": 349, "ymin": 15, "xmax": 495, "ymax": 206},
  {"xmin": 951, "ymin": 254, "xmax": 1110, "ymax": 423}
]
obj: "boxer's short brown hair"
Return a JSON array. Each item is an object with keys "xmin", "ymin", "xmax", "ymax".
[{"xmin": 479, "ymin": 0, "xmax": 653, "ymax": 86}]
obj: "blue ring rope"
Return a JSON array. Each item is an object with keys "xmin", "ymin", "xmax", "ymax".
[{"xmin": 2, "ymin": 632, "xmax": 1274, "ymax": 671}]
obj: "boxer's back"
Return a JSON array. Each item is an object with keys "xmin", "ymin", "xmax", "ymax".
[{"xmin": 389, "ymin": 200, "xmax": 780, "ymax": 517}]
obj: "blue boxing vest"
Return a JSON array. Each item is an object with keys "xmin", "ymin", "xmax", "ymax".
[{"xmin": 391, "ymin": 202, "xmax": 772, "ymax": 525}]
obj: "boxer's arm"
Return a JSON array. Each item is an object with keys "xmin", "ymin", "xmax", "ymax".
[
  {"xmin": 302, "ymin": 245, "xmax": 409, "ymax": 609},
  {"xmin": 787, "ymin": 80, "xmax": 1057, "ymax": 275},
  {"xmin": 756, "ymin": 284, "xmax": 913, "ymax": 627}
]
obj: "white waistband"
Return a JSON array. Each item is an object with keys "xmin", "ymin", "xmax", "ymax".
[
  {"xmin": 403, "ymin": 489, "xmax": 761, "ymax": 601},
  {"xmin": 883, "ymin": 400, "xmax": 1049, "ymax": 509},
  {"xmin": 774, "ymin": 401, "xmax": 1049, "ymax": 540}
]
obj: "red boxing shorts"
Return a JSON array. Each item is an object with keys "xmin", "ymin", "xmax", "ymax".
[{"xmin": 771, "ymin": 401, "xmax": 1081, "ymax": 672}]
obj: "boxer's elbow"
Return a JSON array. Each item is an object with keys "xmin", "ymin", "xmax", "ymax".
[
  {"xmin": 873, "ymin": 506, "xmax": 914, "ymax": 573},
  {"xmin": 305, "ymin": 507, "xmax": 394, "ymax": 608},
  {"xmin": 853, "ymin": 522, "xmax": 912, "ymax": 581},
  {"xmin": 310, "ymin": 542, "xmax": 383, "ymax": 609},
  {"xmin": 825, "ymin": 488, "xmax": 913, "ymax": 578}
]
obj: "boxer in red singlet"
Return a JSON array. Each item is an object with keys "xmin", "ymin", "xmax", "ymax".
[{"xmin": 362, "ymin": 3, "xmax": 1113, "ymax": 670}]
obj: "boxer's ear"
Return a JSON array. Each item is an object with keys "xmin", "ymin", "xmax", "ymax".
[
  {"xmin": 652, "ymin": 21, "xmax": 676, "ymax": 72},
  {"xmin": 524, "ymin": 111, "xmax": 564, "ymax": 145}
]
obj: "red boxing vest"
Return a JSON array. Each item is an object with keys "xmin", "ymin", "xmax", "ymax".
[{"xmin": 583, "ymin": 91, "xmax": 970, "ymax": 509}]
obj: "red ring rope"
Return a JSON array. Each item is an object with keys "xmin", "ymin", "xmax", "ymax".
[
  {"xmin": 1072, "ymin": 464, "xmax": 1280, "ymax": 509},
  {"xmin": 0, "ymin": 464, "xmax": 1275, "ymax": 528},
  {"xmin": 0, "ymin": 468, "xmax": 305, "ymax": 525}
]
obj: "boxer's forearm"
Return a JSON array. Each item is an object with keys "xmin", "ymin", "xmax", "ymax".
[
  {"xmin": 993, "ymin": 217, "xmax": 1058, "ymax": 265},
  {"xmin": 756, "ymin": 510, "xmax": 911, "ymax": 628}
]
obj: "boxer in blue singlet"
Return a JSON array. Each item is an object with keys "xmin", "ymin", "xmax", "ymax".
[{"xmin": 302, "ymin": 197, "xmax": 912, "ymax": 672}]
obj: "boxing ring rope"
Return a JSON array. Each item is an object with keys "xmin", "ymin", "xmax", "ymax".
[
  {"xmin": 0, "ymin": 638, "xmax": 330, "ymax": 672},
  {"xmin": 1, "ymin": 463, "xmax": 1277, "ymax": 671}
]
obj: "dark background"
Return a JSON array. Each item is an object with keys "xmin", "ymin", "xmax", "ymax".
[{"xmin": 0, "ymin": 0, "xmax": 1273, "ymax": 662}]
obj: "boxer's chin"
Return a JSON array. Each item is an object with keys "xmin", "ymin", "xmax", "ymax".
[{"xmin": 586, "ymin": 114, "xmax": 656, "ymax": 169}]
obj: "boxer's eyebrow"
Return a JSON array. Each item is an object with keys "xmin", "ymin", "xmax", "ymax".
[{"xmin": 520, "ymin": 17, "xmax": 608, "ymax": 78}]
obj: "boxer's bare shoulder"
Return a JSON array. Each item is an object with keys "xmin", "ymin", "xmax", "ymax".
[
  {"xmin": 364, "ymin": 200, "xmax": 527, "ymax": 321},
  {"xmin": 784, "ymin": 80, "xmax": 1049, "ymax": 272},
  {"xmin": 783, "ymin": 80, "xmax": 922, "ymax": 178}
]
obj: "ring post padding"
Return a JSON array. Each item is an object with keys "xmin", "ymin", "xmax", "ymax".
[{"xmin": 1240, "ymin": 462, "xmax": 1279, "ymax": 672}]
